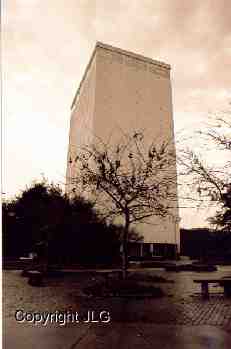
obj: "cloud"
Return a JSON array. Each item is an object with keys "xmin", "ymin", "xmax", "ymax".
[{"xmin": 3, "ymin": 0, "xmax": 231, "ymax": 227}]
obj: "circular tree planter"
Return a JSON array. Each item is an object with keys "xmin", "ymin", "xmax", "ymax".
[
  {"xmin": 83, "ymin": 279, "xmax": 164, "ymax": 298},
  {"xmin": 27, "ymin": 271, "xmax": 43, "ymax": 287}
]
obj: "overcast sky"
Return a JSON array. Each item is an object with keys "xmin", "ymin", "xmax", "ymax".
[{"xmin": 2, "ymin": 0, "xmax": 231, "ymax": 227}]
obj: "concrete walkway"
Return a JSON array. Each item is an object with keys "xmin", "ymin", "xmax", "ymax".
[{"xmin": 3, "ymin": 320, "xmax": 231, "ymax": 349}]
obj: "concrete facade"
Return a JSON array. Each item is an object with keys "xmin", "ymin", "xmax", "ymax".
[{"xmin": 66, "ymin": 42, "xmax": 180, "ymax": 253}]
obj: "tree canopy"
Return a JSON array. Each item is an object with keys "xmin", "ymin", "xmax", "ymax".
[{"xmin": 71, "ymin": 130, "xmax": 178, "ymax": 277}]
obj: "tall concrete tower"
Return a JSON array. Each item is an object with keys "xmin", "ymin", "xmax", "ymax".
[{"xmin": 66, "ymin": 42, "xmax": 180, "ymax": 257}]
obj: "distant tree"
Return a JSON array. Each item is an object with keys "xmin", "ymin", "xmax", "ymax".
[
  {"xmin": 2, "ymin": 201, "xmax": 22, "ymax": 257},
  {"xmin": 2, "ymin": 181, "xmax": 127, "ymax": 266},
  {"xmin": 208, "ymin": 185, "xmax": 231, "ymax": 232},
  {"xmin": 2, "ymin": 180, "xmax": 67, "ymax": 260},
  {"xmin": 72, "ymin": 131, "xmax": 178, "ymax": 278}
]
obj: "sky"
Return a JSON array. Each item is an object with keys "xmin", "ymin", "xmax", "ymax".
[{"xmin": 2, "ymin": 0, "xmax": 231, "ymax": 227}]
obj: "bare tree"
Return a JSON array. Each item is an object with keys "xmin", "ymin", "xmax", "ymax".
[
  {"xmin": 70, "ymin": 131, "xmax": 178, "ymax": 278},
  {"xmin": 179, "ymin": 112, "xmax": 231, "ymax": 230}
]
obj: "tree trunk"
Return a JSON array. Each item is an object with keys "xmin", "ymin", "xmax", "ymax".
[{"xmin": 122, "ymin": 212, "xmax": 130, "ymax": 279}]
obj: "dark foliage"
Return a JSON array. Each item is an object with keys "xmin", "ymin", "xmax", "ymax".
[
  {"xmin": 2, "ymin": 181, "xmax": 139, "ymax": 265},
  {"xmin": 208, "ymin": 186, "xmax": 231, "ymax": 232},
  {"xmin": 180, "ymin": 228, "xmax": 231, "ymax": 259}
]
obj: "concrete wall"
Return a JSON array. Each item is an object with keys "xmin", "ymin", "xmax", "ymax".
[
  {"xmin": 93, "ymin": 45, "xmax": 179, "ymax": 247},
  {"xmin": 66, "ymin": 56, "xmax": 96, "ymax": 195},
  {"xmin": 94, "ymin": 45, "xmax": 173, "ymax": 143}
]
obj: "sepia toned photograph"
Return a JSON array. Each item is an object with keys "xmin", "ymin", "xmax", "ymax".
[{"xmin": 2, "ymin": 1, "xmax": 231, "ymax": 348}]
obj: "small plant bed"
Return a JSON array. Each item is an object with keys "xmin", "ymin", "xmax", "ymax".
[
  {"xmin": 43, "ymin": 269, "xmax": 65, "ymax": 278},
  {"xmin": 139, "ymin": 261, "xmax": 167, "ymax": 268},
  {"xmin": 165, "ymin": 263, "xmax": 217, "ymax": 272},
  {"xmin": 127, "ymin": 272, "xmax": 173, "ymax": 283},
  {"xmin": 83, "ymin": 278, "xmax": 164, "ymax": 298},
  {"xmin": 165, "ymin": 263, "xmax": 181, "ymax": 272},
  {"xmin": 191, "ymin": 263, "xmax": 217, "ymax": 272}
]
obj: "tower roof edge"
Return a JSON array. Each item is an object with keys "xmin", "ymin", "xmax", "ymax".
[{"xmin": 71, "ymin": 42, "xmax": 171, "ymax": 109}]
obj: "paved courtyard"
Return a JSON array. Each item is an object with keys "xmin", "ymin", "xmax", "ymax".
[
  {"xmin": 4, "ymin": 321, "xmax": 231, "ymax": 349},
  {"xmin": 3, "ymin": 267, "xmax": 231, "ymax": 348},
  {"xmin": 75, "ymin": 293, "xmax": 231, "ymax": 331}
]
